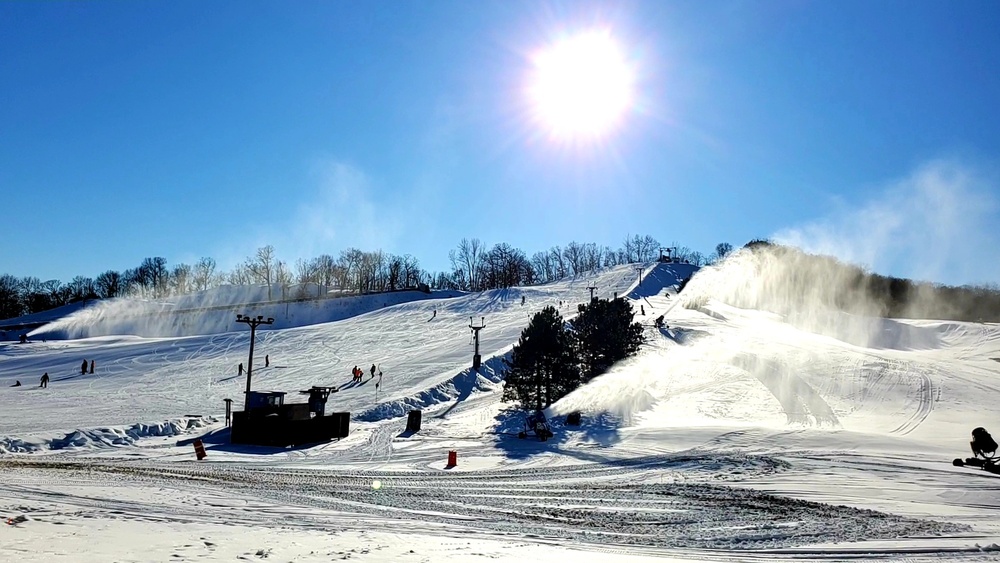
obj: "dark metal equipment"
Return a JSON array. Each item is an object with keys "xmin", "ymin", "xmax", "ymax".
[
  {"xmin": 518, "ymin": 410, "xmax": 553, "ymax": 441},
  {"xmin": 230, "ymin": 388, "xmax": 349, "ymax": 447},
  {"xmin": 406, "ymin": 410, "xmax": 422, "ymax": 433},
  {"xmin": 953, "ymin": 427, "xmax": 1000, "ymax": 474}
]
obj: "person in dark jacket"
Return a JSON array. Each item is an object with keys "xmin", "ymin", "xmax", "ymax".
[
  {"xmin": 81, "ymin": 360, "xmax": 88, "ymax": 375},
  {"xmin": 40, "ymin": 373, "xmax": 49, "ymax": 388}
]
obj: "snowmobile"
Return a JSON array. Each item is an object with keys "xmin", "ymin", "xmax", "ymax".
[
  {"xmin": 518, "ymin": 410, "xmax": 553, "ymax": 441},
  {"xmin": 953, "ymin": 427, "xmax": 1000, "ymax": 475}
]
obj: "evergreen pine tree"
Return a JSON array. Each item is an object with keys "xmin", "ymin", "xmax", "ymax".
[
  {"xmin": 570, "ymin": 297, "xmax": 644, "ymax": 381},
  {"xmin": 502, "ymin": 306, "xmax": 579, "ymax": 409}
]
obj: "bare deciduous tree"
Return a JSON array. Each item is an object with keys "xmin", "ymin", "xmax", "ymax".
[
  {"xmin": 449, "ymin": 238, "xmax": 486, "ymax": 291},
  {"xmin": 95, "ymin": 270, "xmax": 123, "ymax": 299},
  {"xmin": 192, "ymin": 257, "xmax": 217, "ymax": 291}
]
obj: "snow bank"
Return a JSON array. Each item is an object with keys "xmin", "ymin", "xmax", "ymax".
[
  {"xmin": 355, "ymin": 354, "xmax": 509, "ymax": 422},
  {"xmin": 0, "ymin": 416, "xmax": 216, "ymax": 454}
]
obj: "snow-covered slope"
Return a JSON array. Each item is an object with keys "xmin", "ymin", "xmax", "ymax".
[
  {"xmin": 0, "ymin": 264, "xmax": 641, "ymax": 438},
  {"xmin": 4, "ymin": 258, "xmax": 1000, "ymax": 562}
]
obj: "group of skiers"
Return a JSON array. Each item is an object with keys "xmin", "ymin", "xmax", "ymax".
[
  {"xmin": 8, "ymin": 356, "xmax": 98, "ymax": 389},
  {"xmin": 351, "ymin": 364, "xmax": 380, "ymax": 383},
  {"xmin": 10, "ymin": 369, "xmax": 57, "ymax": 389}
]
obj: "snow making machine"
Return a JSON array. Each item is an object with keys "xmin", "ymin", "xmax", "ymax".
[
  {"xmin": 953, "ymin": 427, "xmax": 1000, "ymax": 475},
  {"xmin": 518, "ymin": 410, "xmax": 554, "ymax": 441}
]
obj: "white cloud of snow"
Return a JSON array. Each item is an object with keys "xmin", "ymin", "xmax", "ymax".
[{"xmin": 774, "ymin": 159, "xmax": 1000, "ymax": 286}]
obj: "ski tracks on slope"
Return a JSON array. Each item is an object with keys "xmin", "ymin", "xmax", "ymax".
[{"xmin": 888, "ymin": 367, "xmax": 935, "ymax": 436}]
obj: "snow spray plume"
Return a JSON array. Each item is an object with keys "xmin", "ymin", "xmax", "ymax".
[
  {"xmin": 549, "ymin": 333, "xmax": 828, "ymax": 429},
  {"xmin": 675, "ymin": 245, "xmax": 940, "ymax": 350},
  {"xmin": 775, "ymin": 160, "xmax": 999, "ymax": 292},
  {"xmin": 547, "ymin": 243, "xmax": 958, "ymax": 428},
  {"xmin": 27, "ymin": 283, "xmax": 316, "ymax": 339}
]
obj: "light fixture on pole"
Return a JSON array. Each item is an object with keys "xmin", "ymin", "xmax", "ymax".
[{"xmin": 235, "ymin": 314, "xmax": 275, "ymax": 411}]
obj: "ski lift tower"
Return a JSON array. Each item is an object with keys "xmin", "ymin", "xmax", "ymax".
[
  {"xmin": 235, "ymin": 314, "xmax": 274, "ymax": 411},
  {"xmin": 586, "ymin": 285, "xmax": 598, "ymax": 302},
  {"xmin": 469, "ymin": 316, "xmax": 486, "ymax": 371}
]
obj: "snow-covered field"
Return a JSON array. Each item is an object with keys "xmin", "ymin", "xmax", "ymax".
[{"xmin": 3, "ymin": 261, "xmax": 1000, "ymax": 562}]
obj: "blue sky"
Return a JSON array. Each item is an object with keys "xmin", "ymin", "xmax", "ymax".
[{"xmin": 3, "ymin": 0, "xmax": 999, "ymax": 286}]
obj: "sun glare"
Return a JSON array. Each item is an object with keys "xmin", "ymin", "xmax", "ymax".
[{"xmin": 528, "ymin": 30, "xmax": 635, "ymax": 142}]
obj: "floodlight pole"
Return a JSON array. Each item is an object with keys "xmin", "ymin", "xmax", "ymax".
[
  {"xmin": 236, "ymin": 314, "xmax": 275, "ymax": 411},
  {"xmin": 634, "ymin": 265, "xmax": 644, "ymax": 285},
  {"xmin": 469, "ymin": 316, "xmax": 486, "ymax": 371}
]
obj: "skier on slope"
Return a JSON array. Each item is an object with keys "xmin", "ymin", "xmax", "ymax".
[{"xmin": 370, "ymin": 364, "xmax": 376, "ymax": 379}]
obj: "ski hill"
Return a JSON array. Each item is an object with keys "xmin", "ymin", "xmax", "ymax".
[
  {"xmin": 3, "ymin": 257, "xmax": 1000, "ymax": 562},
  {"xmin": 0, "ymin": 263, "xmax": 657, "ymax": 440}
]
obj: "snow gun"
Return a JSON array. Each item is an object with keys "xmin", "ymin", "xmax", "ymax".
[{"xmin": 953, "ymin": 427, "xmax": 1000, "ymax": 474}]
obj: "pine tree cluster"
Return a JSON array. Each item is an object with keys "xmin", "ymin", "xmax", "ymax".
[{"xmin": 501, "ymin": 298, "xmax": 645, "ymax": 410}]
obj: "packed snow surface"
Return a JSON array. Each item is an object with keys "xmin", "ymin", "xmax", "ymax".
[{"xmin": 3, "ymin": 261, "xmax": 1000, "ymax": 562}]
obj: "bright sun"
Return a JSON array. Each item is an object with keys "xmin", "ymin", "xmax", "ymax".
[{"xmin": 528, "ymin": 30, "xmax": 635, "ymax": 141}]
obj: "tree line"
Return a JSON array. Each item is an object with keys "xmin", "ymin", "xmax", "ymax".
[{"xmin": 0, "ymin": 235, "xmax": 731, "ymax": 320}]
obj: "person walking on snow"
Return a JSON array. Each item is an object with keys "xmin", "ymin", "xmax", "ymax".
[
  {"xmin": 370, "ymin": 364, "xmax": 376, "ymax": 379},
  {"xmin": 89, "ymin": 360, "xmax": 95, "ymax": 374},
  {"xmin": 239, "ymin": 363, "xmax": 244, "ymax": 376},
  {"xmin": 81, "ymin": 359, "xmax": 88, "ymax": 375},
  {"xmin": 40, "ymin": 373, "xmax": 49, "ymax": 388},
  {"xmin": 265, "ymin": 355, "xmax": 269, "ymax": 367}
]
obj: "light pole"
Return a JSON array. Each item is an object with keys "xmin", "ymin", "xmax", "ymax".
[
  {"xmin": 236, "ymin": 314, "xmax": 274, "ymax": 411},
  {"xmin": 469, "ymin": 316, "xmax": 486, "ymax": 371}
]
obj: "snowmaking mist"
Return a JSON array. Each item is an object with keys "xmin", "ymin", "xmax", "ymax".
[
  {"xmin": 26, "ymin": 284, "xmax": 321, "ymax": 339},
  {"xmin": 548, "ymin": 245, "xmax": 953, "ymax": 430},
  {"xmin": 549, "ymin": 323, "xmax": 846, "ymax": 431},
  {"xmin": 672, "ymin": 245, "xmax": 942, "ymax": 350},
  {"xmin": 28, "ymin": 296, "xmax": 241, "ymax": 340},
  {"xmin": 28, "ymin": 282, "xmax": 431, "ymax": 339}
]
